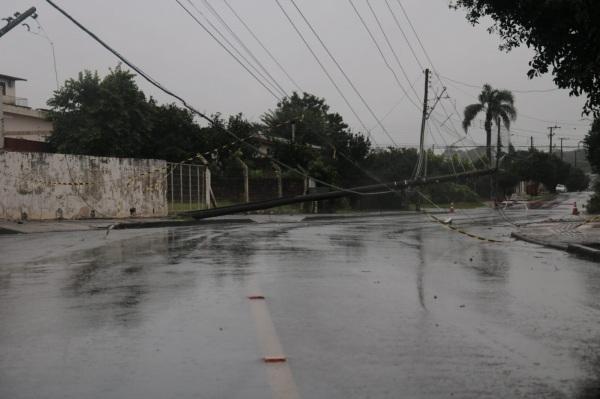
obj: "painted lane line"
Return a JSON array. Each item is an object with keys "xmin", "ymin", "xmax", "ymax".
[{"xmin": 247, "ymin": 280, "xmax": 300, "ymax": 399}]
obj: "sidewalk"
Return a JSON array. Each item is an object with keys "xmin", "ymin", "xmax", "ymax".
[
  {"xmin": 511, "ymin": 217, "xmax": 600, "ymax": 260},
  {"xmin": 0, "ymin": 211, "xmax": 418, "ymax": 235},
  {"xmin": 0, "ymin": 216, "xmax": 255, "ymax": 234}
]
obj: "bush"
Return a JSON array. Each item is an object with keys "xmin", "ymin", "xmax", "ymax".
[
  {"xmin": 587, "ymin": 181, "xmax": 600, "ymax": 213},
  {"xmin": 565, "ymin": 167, "xmax": 590, "ymax": 191}
]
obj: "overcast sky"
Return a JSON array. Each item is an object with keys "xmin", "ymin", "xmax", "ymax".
[{"xmin": 1, "ymin": 0, "xmax": 592, "ymax": 150}]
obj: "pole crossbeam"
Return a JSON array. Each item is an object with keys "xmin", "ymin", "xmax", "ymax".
[{"xmin": 0, "ymin": 7, "xmax": 37, "ymax": 38}]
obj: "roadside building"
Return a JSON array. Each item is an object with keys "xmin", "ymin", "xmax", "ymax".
[{"xmin": 0, "ymin": 74, "xmax": 53, "ymax": 144}]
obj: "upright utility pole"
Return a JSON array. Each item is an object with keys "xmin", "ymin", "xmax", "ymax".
[
  {"xmin": 495, "ymin": 118, "xmax": 502, "ymax": 169},
  {"xmin": 559, "ymin": 137, "xmax": 568, "ymax": 160},
  {"xmin": 530, "ymin": 136, "xmax": 534, "ymax": 151},
  {"xmin": 414, "ymin": 68, "xmax": 429, "ymax": 211},
  {"xmin": 548, "ymin": 125, "xmax": 560, "ymax": 154},
  {"xmin": 0, "ymin": 6, "xmax": 37, "ymax": 150},
  {"xmin": 416, "ymin": 68, "xmax": 430, "ymax": 178}
]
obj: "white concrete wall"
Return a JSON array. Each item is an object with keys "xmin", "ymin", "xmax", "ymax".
[{"xmin": 0, "ymin": 151, "xmax": 168, "ymax": 220}]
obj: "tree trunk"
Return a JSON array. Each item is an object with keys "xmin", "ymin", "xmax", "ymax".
[
  {"xmin": 485, "ymin": 118, "xmax": 492, "ymax": 166},
  {"xmin": 485, "ymin": 116, "xmax": 493, "ymax": 200}
]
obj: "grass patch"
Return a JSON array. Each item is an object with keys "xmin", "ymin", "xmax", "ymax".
[{"xmin": 529, "ymin": 193, "xmax": 558, "ymax": 201}]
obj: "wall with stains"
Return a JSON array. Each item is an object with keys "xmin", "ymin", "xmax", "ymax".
[{"xmin": 0, "ymin": 151, "xmax": 168, "ymax": 220}]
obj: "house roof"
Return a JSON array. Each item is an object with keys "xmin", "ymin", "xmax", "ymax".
[{"xmin": 0, "ymin": 74, "xmax": 27, "ymax": 82}]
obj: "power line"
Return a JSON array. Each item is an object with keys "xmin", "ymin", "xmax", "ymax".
[
  {"xmin": 176, "ymin": 0, "xmax": 283, "ymax": 100},
  {"xmin": 198, "ymin": 0, "xmax": 289, "ymax": 97},
  {"xmin": 365, "ymin": 0, "xmax": 421, "ymax": 101},
  {"xmin": 273, "ymin": 0, "xmax": 383, "ymax": 143},
  {"xmin": 25, "ymin": 17, "xmax": 60, "ymax": 90},
  {"xmin": 383, "ymin": 0, "xmax": 424, "ymax": 71},
  {"xmin": 222, "ymin": 0, "xmax": 302, "ymax": 92},
  {"xmin": 389, "ymin": 0, "xmax": 474, "ymax": 156},
  {"xmin": 346, "ymin": 0, "xmax": 421, "ymax": 111},
  {"xmin": 286, "ymin": 0, "xmax": 401, "ymax": 146},
  {"xmin": 366, "ymin": 73, "xmax": 421, "ymax": 134},
  {"xmin": 439, "ymin": 74, "xmax": 562, "ymax": 94},
  {"xmin": 441, "ymin": 76, "xmax": 590, "ymax": 128},
  {"xmin": 395, "ymin": 0, "xmax": 438, "ymax": 78},
  {"xmin": 44, "ymin": 0, "xmax": 395, "ymax": 197}
]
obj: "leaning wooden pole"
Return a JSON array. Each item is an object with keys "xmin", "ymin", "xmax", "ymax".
[{"xmin": 181, "ymin": 168, "xmax": 496, "ymax": 220}]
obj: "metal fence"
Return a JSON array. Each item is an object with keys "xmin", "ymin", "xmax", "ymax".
[{"xmin": 166, "ymin": 163, "xmax": 211, "ymax": 213}]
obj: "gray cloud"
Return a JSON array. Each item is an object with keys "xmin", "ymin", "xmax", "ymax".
[{"xmin": 1, "ymin": 0, "xmax": 590, "ymax": 150}]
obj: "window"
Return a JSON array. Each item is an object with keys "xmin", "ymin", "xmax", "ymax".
[{"xmin": 0, "ymin": 82, "xmax": 5, "ymax": 96}]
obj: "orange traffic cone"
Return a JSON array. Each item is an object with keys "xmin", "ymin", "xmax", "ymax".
[
  {"xmin": 449, "ymin": 202, "xmax": 455, "ymax": 213},
  {"xmin": 572, "ymin": 202, "xmax": 580, "ymax": 215}
]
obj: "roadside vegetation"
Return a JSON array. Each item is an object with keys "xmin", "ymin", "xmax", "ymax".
[
  {"xmin": 451, "ymin": 0, "xmax": 599, "ymax": 212},
  {"xmin": 46, "ymin": 66, "xmax": 591, "ymax": 212}
]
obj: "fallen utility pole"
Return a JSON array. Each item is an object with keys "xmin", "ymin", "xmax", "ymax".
[
  {"xmin": 182, "ymin": 168, "xmax": 496, "ymax": 220},
  {"xmin": 0, "ymin": 7, "xmax": 37, "ymax": 38}
]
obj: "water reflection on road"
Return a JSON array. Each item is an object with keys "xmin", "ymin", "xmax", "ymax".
[{"xmin": 1, "ymin": 210, "xmax": 599, "ymax": 398}]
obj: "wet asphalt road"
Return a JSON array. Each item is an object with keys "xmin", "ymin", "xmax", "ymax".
[{"xmin": 1, "ymin": 197, "xmax": 600, "ymax": 398}]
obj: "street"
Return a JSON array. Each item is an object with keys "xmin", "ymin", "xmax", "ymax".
[{"xmin": 1, "ymin": 194, "xmax": 599, "ymax": 398}]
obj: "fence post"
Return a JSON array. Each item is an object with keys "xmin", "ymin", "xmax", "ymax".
[
  {"xmin": 205, "ymin": 167, "xmax": 213, "ymax": 208},
  {"xmin": 169, "ymin": 164, "xmax": 174, "ymax": 213},
  {"xmin": 272, "ymin": 162, "xmax": 283, "ymax": 198},
  {"xmin": 179, "ymin": 165, "xmax": 183, "ymax": 209},
  {"xmin": 188, "ymin": 164, "xmax": 192, "ymax": 210},
  {"xmin": 236, "ymin": 157, "xmax": 249, "ymax": 203},
  {"xmin": 197, "ymin": 165, "xmax": 201, "ymax": 209},
  {"xmin": 194, "ymin": 154, "xmax": 211, "ymax": 209}
]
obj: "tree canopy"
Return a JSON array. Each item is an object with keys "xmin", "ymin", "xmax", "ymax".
[
  {"xmin": 584, "ymin": 118, "xmax": 600, "ymax": 174},
  {"xmin": 48, "ymin": 67, "xmax": 154, "ymax": 158},
  {"xmin": 47, "ymin": 66, "xmax": 260, "ymax": 164},
  {"xmin": 462, "ymin": 84, "xmax": 517, "ymax": 163},
  {"xmin": 262, "ymin": 92, "xmax": 371, "ymax": 185},
  {"xmin": 451, "ymin": 0, "xmax": 600, "ymax": 116}
]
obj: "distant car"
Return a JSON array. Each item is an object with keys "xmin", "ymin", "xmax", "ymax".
[{"xmin": 555, "ymin": 184, "xmax": 567, "ymax": 193}]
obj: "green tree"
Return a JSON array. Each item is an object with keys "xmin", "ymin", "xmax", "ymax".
[
  {"xmin": 199, "ymin": 113, "xmax": 261, "ymax": 173},
  {"xmin": 584, "ymin": 118, "xmax": 600, "ymax": 173},
  {"xmin": 262, "ymin": 92, "xmax": 371, "ymax": 185},
  {"xmin": 462, "ymin": 84, "xmax": 517, "ymax": 164},
  {"xmin": 47, "ymin": 67, "xmax": 259, "ymax": 163},
  {"xmin": 565, "ymin": 167, "xmax": 590, "ymax": 192},
  {"xmin": 365, "ymin": 147, "xmax": 418, "ymax": 182},
  {"xmin": 140, "ymin": 103, "xmax": 203, "ymax": 162},
  {"xmin": 514, "ymin": 150, "xmax": 570, "ymax": 192},
  {"xmin": 48, "ymin": 67, "xmax": 154, "ymax": 157},
  {"xmin": 451, "ymin": 0, "xmax": 600, "ymax": 115}
]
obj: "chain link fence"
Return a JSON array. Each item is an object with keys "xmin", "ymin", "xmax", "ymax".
[{"xmin": 166, "ymin": 163, "xmax": 210, "ymax": 213}]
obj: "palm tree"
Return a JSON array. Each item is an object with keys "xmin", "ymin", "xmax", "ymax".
[{"xmin": 462, "ymin": 84, "xmax": 517, "ymax": 166}]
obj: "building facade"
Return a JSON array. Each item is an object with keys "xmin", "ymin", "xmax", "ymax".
[{"xmin": 0, "ymin": 74, "xmax": 53, "ymax": 143}]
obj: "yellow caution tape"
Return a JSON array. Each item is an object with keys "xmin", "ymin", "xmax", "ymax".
[{"xmin": 424, "ymin": 211, "xmax": 509, "ymax": 243}]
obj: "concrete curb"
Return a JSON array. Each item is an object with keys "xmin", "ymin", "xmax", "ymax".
[
  {"xmin": 0, "ymin": 226, "xmax": 23, "ymax": 234},
  {"xmin": 510, "ymin": 231, "xmax": 568, "ymax": 251},
  {"xmin": 111, "ymin": 218, "xmax": 256, "ymax": 230},
  {"xmin": 512, "ymin": 231, "xmax": 600, "ymax": 262},
  {"xmin": 303, "ymin": 211, "xmax": 420, "ymax": 221},
  {"xmin": 567, "ymin": 243, "xmax": 600, "ymax": 261}
]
